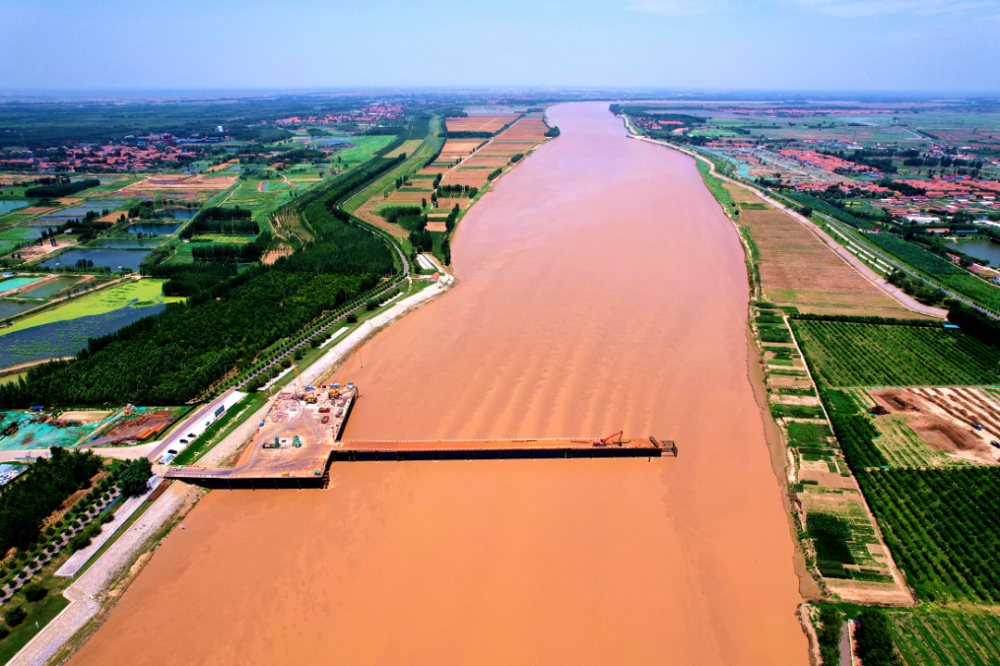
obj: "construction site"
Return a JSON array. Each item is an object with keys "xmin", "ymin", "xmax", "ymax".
[
  {"xmin": 165, "ymin": 380, "xmax": 358, "ymax": 489},
  {"xmin": 166, "ymin": 371, "xmax": 678, "ymax": 488}
]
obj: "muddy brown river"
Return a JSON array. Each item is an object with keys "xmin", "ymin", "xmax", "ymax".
[{"xmin": 70, "ymin": 103, "xmax": 808, "ymax": 665}]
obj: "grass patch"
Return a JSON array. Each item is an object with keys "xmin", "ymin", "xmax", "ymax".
[{"xmin": 0, "ymin": 593, "xmax": 70, "ymax": 663}]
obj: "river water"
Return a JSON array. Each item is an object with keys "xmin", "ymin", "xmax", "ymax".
[{"xmin": 69, "ymin": 103, "xmax": 807, "ymax": 666}]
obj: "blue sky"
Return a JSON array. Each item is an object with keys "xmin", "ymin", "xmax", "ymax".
[{"xmin": 0, "ymin": 0, "xmax": 997, "ymax": 93}]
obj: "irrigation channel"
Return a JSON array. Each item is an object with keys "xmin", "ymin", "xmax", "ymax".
[{"xmin": 67, "ymin": 103, "xmax": 808, "ymax": 666}]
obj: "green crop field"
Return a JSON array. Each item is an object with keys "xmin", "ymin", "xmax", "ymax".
[
  {"xmin": 890, "ymin": 606, "xmax": 1000, "ymax": 666},
  {"xmin": 791, "ymin": 319, "xmax": 1000, "ymax": 387},
  {"xmin": 332, "ymin": 136, "xmax": 394, "ymax": 166},
  {"xmin": 867, "ymin": 234, "xmax": 1000, "ymax": 312},
  {"xmin": 787, "ymin": 193, "xmax": 875, "ymax": 229},
  {"xmin": 190, "ymin": 235, "xmax": 256, "ymax": 243},
  {"xmin": 859, "ymin": 467, "xmax": 1000, "ymax": 603}
]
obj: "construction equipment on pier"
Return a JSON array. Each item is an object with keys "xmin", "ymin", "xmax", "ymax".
[{"xmin": 164, "ymin": 380, "xmax": 678, "ymax": 490}]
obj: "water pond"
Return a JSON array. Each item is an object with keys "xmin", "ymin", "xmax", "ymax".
[
  {"xmin": 127, "ymin": 222, "xmax": 183, "ymax": 235},
  {"xmin": 42, "ymin": 248, "xmax": 151, "ymax": 271},
  {"xmin": 154, "ymin": 208, "xmax": 199, "ymax": 220},
  {"xmin": 0, "ymin": 277, "xmax": 44, "ymax": 293},
  {"xmin": 0, "ymin": 301, "xmax": 39, "ymax": 320},
  {"xmin": 946, "ymin": 239, "xmax": 1000, "ymax": 267},
  {"xmin": 91, "ymin": 238, "xmax": 162, "ymax": 249},
  {"xmin": 0, "ymin": 301, "xmax": 169, "ymax": 368},
  {"xmin": 0, "ymin": 200, "xmax": 29, "ymax": 214},
  {"xmin": 20, "ymin": 277, "xmax": 80, "ymax": 300}
]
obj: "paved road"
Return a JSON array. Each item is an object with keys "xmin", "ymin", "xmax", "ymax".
[{"xmin": 145, "ymin": 388, "xmax": 241, "ymax": 462}]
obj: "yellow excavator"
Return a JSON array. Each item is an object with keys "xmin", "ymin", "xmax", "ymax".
[{"xmin": 328, "ymin": 349, "xmax": 360, "ymax": 400}]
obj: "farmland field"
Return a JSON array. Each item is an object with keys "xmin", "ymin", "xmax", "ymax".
[
  {"xmin": 722, "ymin": 183, "xmax": 915, "ymax": 317},
  {"xmin": 383, "ymin": 139, "xmax": 422, "ymax": 158},
  {"xmin": 889, "ymin": 606, "xmax": 1000, "ymax": 666},
  {"xmin": 0, "ymin": 301, "xmax": 174, "ymax": 366},
  {"xmin": 791, "ymin": 319, "xmax": 1000, "ymax": 387},
  {"xmin": 867, "ymin": 233, "xmax": 1000, "ymax": 312},
  {"xmin": 858, "ymin": 467, "xmax": 1000, "ymax": 603}
]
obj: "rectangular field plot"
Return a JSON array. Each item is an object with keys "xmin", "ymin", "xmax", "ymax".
[
  {"xmin": 383, "ymin": 140, "xmax": 422, "ymax": 158},
  {"xmin": 725, "ymin": 184, "xmax": 915, "ymax": 317},
  {"xmin": 859, "ymin": 467, "xmax": 1000, "ymax": 603},
  {"xmin": 791, "ymin": 319, "xmax": 1000, "ymax": 387},
  {"xmin": 460, "ymin": 156, "xmax": 510, "ymax": 168},
  {"xmin": 445, "ymin": 114, "xmax": 519, "ymax": 133},
  {"xmin": 496, "ymin": 116, "xmax": 550, "ymax": 142},
  {"xmin": 890, "ymin": 608, "xmax": 1000, "ymax": 666},
  {"xmin": 798, "ymin": 490, "xmax": 907, "ymax": 603}
]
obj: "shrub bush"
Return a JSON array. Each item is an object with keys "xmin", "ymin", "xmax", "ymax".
[
  {"xmin": 67, "ymin": 533, "xmax": 92, "ymax": 553},
  {"xmin": 3, "ymin": 605, "xmax": 27, "ymax": 627},
  {"xmin": 23, "ymin": 584, "xmax": 48, "ymax": 603}
]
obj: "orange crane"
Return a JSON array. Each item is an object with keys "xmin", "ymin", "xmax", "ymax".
[
  {"xmin": 287, "ymin": 358, "xmax": 317, "ymax": 402},
  {"xmin": 593, "ymin": 430, "xmax": 624, "ymax": 447}
]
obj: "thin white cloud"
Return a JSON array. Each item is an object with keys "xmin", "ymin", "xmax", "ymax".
[
  {"xmin": 792, "ymin": 0, "xmax": 996, "ymax": 17},
  {"xmin": 627, "ymin": 0, "xmax": 730, "ymax": 15}
]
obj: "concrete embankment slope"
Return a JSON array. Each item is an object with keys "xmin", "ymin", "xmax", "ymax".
[
  {"xmin": 8, "ymin": 482, "xmax": 193, "ymax": 666},
  {"xmin": 66, "ymin": 103, "xmax": 808, "ymax": 666}
]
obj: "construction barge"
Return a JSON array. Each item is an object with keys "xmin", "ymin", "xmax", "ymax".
[{"xmin": 165, "ymin": 386, "xmax": 677, "ymax": 489}]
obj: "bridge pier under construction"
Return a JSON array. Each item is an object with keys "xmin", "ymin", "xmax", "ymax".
[
  {"xmin": 166, "ymin": 437, "xmax": 678, "ymax": 489},
  {"xmin": 163, "ymin": 381, "xmax": 677, "ymax": 490}
]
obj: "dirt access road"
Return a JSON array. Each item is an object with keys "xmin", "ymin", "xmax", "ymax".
[{"xmin": 68, "ymin": 103, "xmax": 809, "ymax": 666}]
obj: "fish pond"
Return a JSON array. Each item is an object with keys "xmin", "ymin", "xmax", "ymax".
[
  {"xmin": 43, "ymin": 248, "xmax": 151, "ymax": 271},
  {"xmin": 0, "ymin": 302, "xmax": 39, "ymax": 321},
  {"xmin": 20, "ymin": 277, "xmax": 80, "ymax": 300},
  {"xmin": 0, "ymin": 276, "xmax": 44, "ymax": 293},
  {"xmin": 154, "ymin": 208, "xmax": 199, "ymax": 220},
  {"xmin": 0, "ymin": 301, "xmax": 170, "ymax": 367},
  {"xmin": 127, "ymin": 222, "xmax": 183, "ymax": 235},
  {"xmin": 91, "ymin": 238, "xmax": 162, "ymax": 249},
  {"xmin": 0, "ymin": 200, "xmax": 29, "ymax": 214}
]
